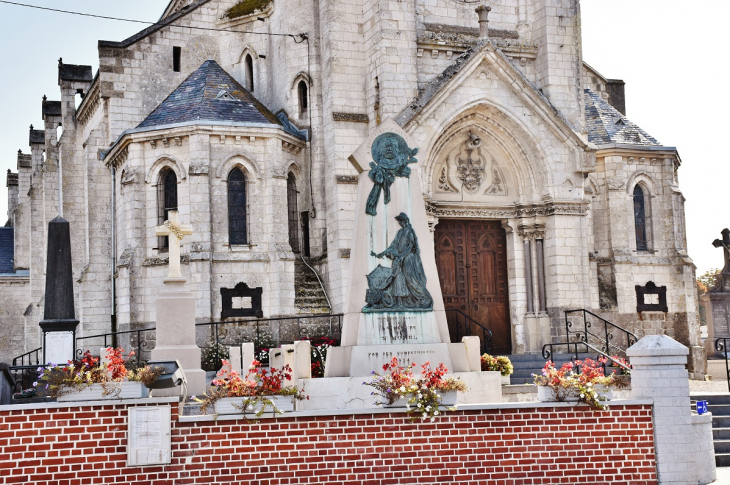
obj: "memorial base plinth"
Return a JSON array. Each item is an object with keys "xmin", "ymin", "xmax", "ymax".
[
  {"xmin": 298, "ymin": 371, "xmax": 501, "ymax": 411},
  {"xmin": 151, "ymin": 278, "xmax": 206, "ymax": 396}
]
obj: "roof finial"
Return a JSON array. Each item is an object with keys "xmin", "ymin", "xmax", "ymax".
[
  {"xmin": 475, "ymin": 5, "xmax": 491, "ymax": 40},
  {"xmin": 58, "ymin": 57, "xmax": 63, "ymax": 67},
  {"xmin": 29, "ymin": 124, "xmax": 33, "ymax": 131},
  {"xmin": 42, "ymin": 95, "xmax": 47, "ymax": 102}
]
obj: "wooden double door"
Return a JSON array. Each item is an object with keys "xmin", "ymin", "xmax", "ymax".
[{"xmin": 435, "ymin": 220, "xmax": 511, "ymax": 354}]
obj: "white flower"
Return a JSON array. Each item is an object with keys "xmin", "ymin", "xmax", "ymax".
[
  {"xmin": 406, "ymin": 404, "xmax": 410, "ymax": 410},
  {"xmin": 587, "ymin": 383, "xmax": 592, "ymax": 387},
  {"xmin": 430, "ymin": 418, "xmax": 435, "ymax": 422},
  {"xmin": 434, "ymin": 411, "xmax": 439, "ymax": 416},
  {"xmin": 418, "ymin": 403, "xmax": 422, "ymax": 408},
  {"xmin": 400, "ymin": 386, "xmax": 406, "ymax": 392},
  {"xmin": 426, "ymin": 406, "xmax": 431, "ymax": 411},
  {"xmin": 580, "ymin": 394, "xmax": 585, "ymax": 398}
]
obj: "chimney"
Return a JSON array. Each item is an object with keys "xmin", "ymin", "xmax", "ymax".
[{"xmin": 475, "ymin": 5, "xmax": 491, "ymax": 39}]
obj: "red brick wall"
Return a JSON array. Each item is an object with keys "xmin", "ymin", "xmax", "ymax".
[{"xmin": 0, "ymin": 403, "xmax": 656, "ymax": 484}]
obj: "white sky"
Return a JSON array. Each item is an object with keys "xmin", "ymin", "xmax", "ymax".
[{"xmin": 0, "ymin": 0, "xmax": 726, "ymax": 277}]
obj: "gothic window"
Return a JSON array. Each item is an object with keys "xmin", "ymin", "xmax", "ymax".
[
  {"xmin": 157, "ymin": 168, "xmax": 178, "ymax": 250},
  {"xmin": 244, "ymin": 54, "xmax": 254, "ymax": 91},
  {"xmin": 287, "ymin": 173, "xmax": 300, "ymax": 253},
  {"xmin": 297, "ymin": 80, "xmax": 308, "ymax": 117},
  {"xmin": 173, "ymin": 46, "xmax": 181, "ymax": 72},
  {"xmin": 228, "ymin": 168, "xmax": 247, "ymax": 245},
  {"xmin": 633, "ymin": 184, "xmax": 649, "ymax": 251}
]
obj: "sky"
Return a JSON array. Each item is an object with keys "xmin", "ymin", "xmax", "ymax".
[{"xmin": 0, "ymin": 0, "xmax": 727, "ymax": 277}]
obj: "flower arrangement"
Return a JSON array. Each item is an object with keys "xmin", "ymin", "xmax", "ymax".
[
  {"xmin": 480, "ymin": 354, "xmax": 514, "ymax": 376},
  {"xmin": 304, "ymin": 337, "xmax": 338, "ymax": 378},
  {"xmin": 533, "ymin": 357, "xmax": 616, "ymax": 410},
  {"xmin": 36, "ymin": 348, "xmax": 162, "ymax": 399},
  {"xmin": 194, "ymin": 359, "xmax": 307, "ymax": 416},
  {"xmin": 364, "ymin": 357, "xmax": 468, "ymax": 422}
]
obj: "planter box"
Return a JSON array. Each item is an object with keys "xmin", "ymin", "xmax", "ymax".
[
  {"xmin": 595, "ymin": 385, "xmax": 614, "ymax": 401},
  {"xmin": 536, "ymin": 385, "xmax": 580, "ymax": 402},
  {"xmin": 383, "ymin": 391, "xmax": 458, "ymax": 408},
  {"xmin": 500, "ymin": 375, "xmax": 511, "ymax": 386},
  {"xmin": 57, "ymin": 381, "xmax": 149, "ymax": 402},
  {"xmin": 214, "ymin": 395, "xmax": 295, "ymax": 415}
]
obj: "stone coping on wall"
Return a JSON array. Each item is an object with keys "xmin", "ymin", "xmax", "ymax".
[
  {"xmin": 0, "ymin": 397, "xmax": 653, "ymax": 422},
  {"xmin": 178, "ymin": 398, "xmax": 654, "ymax": 423}
]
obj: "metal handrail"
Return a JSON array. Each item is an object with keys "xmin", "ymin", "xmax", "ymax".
[
  {"xmin": 542, "ymin": 341, "xmax": 632, "ymax": 373},
  {"xmin": 564, "ymin": 309, "xmax": 638, "ymax": 358},
  {"xmin": 76, "ymin": 328, "xmax": 155, "ymax": 367},
  {"xmin": 12, "ymin": 347, "xmax": 42, "ymax": 366},
  {"xmin": 446, "ymin": 308, "xmax": 493, "ymax": 354},
  {"xmin": 716, "ymin": 338, "xmax": 730, "ymax": 393}
]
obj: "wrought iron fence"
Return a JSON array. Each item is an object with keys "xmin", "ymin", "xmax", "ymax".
[
  {"xmin": 8, "ymin": 314, "xmax": 344, "ymax": 394},
  {"xmin": 563, "ymin": 309, "xmax": 637, "ymax": 359}
]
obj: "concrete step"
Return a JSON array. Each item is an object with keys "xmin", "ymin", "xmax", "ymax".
[
  {"xmin": 713, "ymin": 416, "xmax": 730, "ymax": 428},
  {"xmin": 713, "ymin": 428, "xmax": 730, "ymax": 440},
  {"xmin": 715, "ymin": 440, "xmax": 730, "ymax": 454},
  {"xmin": 717, "ymin": 453, "xmax": 730, "ymax": 467},
  {"xmin": 691, "ymin": 394, "xmax": 730, "ymax": 406}
]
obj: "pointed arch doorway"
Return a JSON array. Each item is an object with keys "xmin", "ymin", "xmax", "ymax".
[{"xmin": 435, "ymin": 220, "xmax": 511, "ymax": 354}]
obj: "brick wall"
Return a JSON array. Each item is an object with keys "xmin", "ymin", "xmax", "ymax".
[{"xmin": 0, "ymin": 401, "xmax": 656, "ymax": 484}]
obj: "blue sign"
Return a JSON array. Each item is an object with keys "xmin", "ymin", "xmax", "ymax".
[{"xmin": 697, "ymin": 401, "xmax": 708, "ymax": 415}]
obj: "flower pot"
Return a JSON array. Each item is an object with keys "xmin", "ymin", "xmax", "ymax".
[
  {"xmin": 214, "ymin": 395, "xmax": 295, "ymax": 415},
  {"xmin": 500, "ymin": 375, "xmax": 511, "ymax": 386},
  {"xmin": 594, "ymin": 385, "xmax": 614, "ymax": 401},
  {"xmin": 382, "ymin": 390, "xmax": 458, "ymax": 408},
  {"xmin": 537, "ymin": 385, "xmax": 580, "ymax": 402},
  {"xmin": 57, "ymin": 381, "xmax": 149, "ymax": 402}
]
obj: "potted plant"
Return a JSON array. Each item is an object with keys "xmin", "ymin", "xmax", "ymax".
[
  {"xmin": 38, "ymin": 348, "xmax": 162, "ymax": 401},
  {"xmin": 194, "ymin": 359, "xmax": 307, "ymax": 416},
  {"xmin": 364, "ymin": 357, "xmax": 468, "ymax": 422},
  {"xmin": 533, "ymin": 357, "xmax": 617, "ymax": 410},
  {"xmin": 481, "ymin": 354, "xmax": 514, "ymax": 385}
]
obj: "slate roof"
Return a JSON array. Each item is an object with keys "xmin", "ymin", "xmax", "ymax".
[
  {"xmin": 585, "ymin": 89, "xmax": 660, "ymax": 147},
  {"xmin": 0, "ymin": 227, "xmax": 14, "ymax": 273},
  {"xmin": 137, "ymin": 60, "xmax": 300, "ymax": 137},
  {"xmin": 29, "ymin": 128, "xmax": 45, "ymax": 145},
  {"xmin": 17, "ymin": 151, "xmax": 31, "ymax": 169},
  {"xmin": 42, "ymin": 97, "xmax": 61, "ymax": 117},
  {"xmin": 58, "ymin": 63, "xmax": 93, "ymax": 83}
]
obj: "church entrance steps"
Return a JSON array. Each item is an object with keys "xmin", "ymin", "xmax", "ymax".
[
  {"xmin": 692, "ymin": 392, "xmax": 730, "ymax": 466},
  {"xmin": 294, "ymin": 260, "xmax": 330, "ymax": 314},
  {"xmin": 504, "ymin": 352, "xmax": 596, "ymax": 385}
]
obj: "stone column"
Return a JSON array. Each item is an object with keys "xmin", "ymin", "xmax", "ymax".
[
  {"xmin": 524, "ymin": 238, "xmax": 534, "ymax": 314},
  {"xmin": 535, "ymin": 237, "xmax": 547, "ymax": 313},
  {"xmin": 627, "ymin": 335, "xmax": 715, "ymax": 484}
]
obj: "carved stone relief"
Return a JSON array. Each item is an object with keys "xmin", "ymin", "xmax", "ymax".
[{"xmin": 434, "ymin": 131, "xmax": 507, "ymax": 197}]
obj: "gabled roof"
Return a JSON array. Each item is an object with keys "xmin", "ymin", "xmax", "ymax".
[
  {"xmin": 42, "ymin": 96, "xmax": 61, "ymax": 117},
  {"xmin": 584, "ymin": 89, "xmax": 660, "ymax": 147},
  {"xmin": 137, "ymin": 60, "xmax": 296, "ymax": 135},
  {"xmin": 0, "ymin": 227, "xmax": 14, "ymax": 273},
  {"xmin": 58, "ymin": 61, "xmax": 93, "ymax": 83}
]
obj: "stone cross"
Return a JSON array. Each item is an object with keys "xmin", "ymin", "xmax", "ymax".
[
  {"xmin": 155, "ymin": 210, "xmax": 193, "ymax": 279},
  {"xmin": 713, "ymin": 228, "xmax": 730, "ymax": 274}
]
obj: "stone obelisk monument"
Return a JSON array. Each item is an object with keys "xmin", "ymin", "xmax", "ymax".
[
  {"xmin": 325, "ymin": 119, "xmax": 474, "ymax": 377},
  {"xmin": 40, "ymin": 216, "xmax": 79, "ymax": 364},
  {"xmin": 150, "ymin": 210, "xmax": 206, "ymax": 395}
]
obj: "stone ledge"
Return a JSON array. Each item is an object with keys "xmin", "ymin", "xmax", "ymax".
[
  {"xmin": 0, "ymin": 396, "xmax": 178, "ymax": 411},
  {"xmin": 178, "ymin": 399, "xmax": 653, "ymax": 423}
]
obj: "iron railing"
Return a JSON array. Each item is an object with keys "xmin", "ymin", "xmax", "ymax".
[
  {"xmin": 12, "ymin": 347, "xmax": 42, "ymax": 366},
  {"xmin": 446, "ymin": 308, "xmax": 493, "ymax": 354},
  {"xmin": 76, "ymin": 328, "xmax": 156, "ymax": 368},
  {"xmin": 716, "ymin": 338, "xmax": 730, "ymax": 393},
  {"xmin": 541, "ymin": 309, "xmax": 636, "ymax": 373}
]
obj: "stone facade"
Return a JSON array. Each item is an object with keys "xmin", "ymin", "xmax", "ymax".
[{"xmin": 0, "ymin": 0, "xmax": 700, "ymax": 370}]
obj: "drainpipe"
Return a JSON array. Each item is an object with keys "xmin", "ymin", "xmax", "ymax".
[{"xmin": 111, "ymin": 167, "xmax": 117, "ymax": 345}]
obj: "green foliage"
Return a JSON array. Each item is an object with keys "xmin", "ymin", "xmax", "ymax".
[
  {"xmin": 225, "ymin": 0, "xmax": 272, "ymax": 19},
  {"xmin": 698, "ymin": 268, "xmax": 721, "ymax": 295}
]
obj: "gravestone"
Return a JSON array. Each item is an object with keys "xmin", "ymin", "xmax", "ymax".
[
  {"xmin": 150, "ymin": 210, "xmax": 206, "ymax": 396},
  {"xmin": 39, "ymin": 216, "xmax": 79, "ymax": 365},
  {"xmin": 709, "ymin": 229, "xmax": 730, "ymax": 356},
  {"xmin": 325, "ymin": 119, "xmax": 469, "ymax": 377}
]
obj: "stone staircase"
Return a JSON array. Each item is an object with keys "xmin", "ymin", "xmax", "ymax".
[
  {"xmin": 506, "ymin": 352, "xmax": 598, "ymax": 385},
  {"xmin": 692, "ymin": 393, "xmax": 730, "ymax": 466},
  {"xmin": 294, "ymin": 259, "xmax": 330, "ymax": 314}
]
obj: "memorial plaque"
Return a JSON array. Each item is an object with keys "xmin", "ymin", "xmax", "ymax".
[
  {"xmin": 127, "ymin": 406, "xmax": 172, "ymax": 467},
  {"xmin": 44, "ymin": 331, "xmax": 74, "ymax": 365},
  {"xmin": 711, "ymin": 299, "xmax": 730, "ymax": 336}
]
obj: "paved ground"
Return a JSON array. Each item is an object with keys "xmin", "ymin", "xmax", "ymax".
[
  {"xmin": 689, "ymin": 377, "xmax": 730, "ymax": 394},
  {"xmin": 712, "ymin": 467, "xmax": 730, "ymax": 484}
]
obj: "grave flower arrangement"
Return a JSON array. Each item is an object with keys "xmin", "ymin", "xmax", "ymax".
[
  {"xmin": 37, "ymin": 347, "xmax": 162, "ymax": 399},
  {"xmin": 532, "ymin": 357, "xmax": 616, "ymax": 410},
  {"xmin": 194, "ymin": 359, "xmax": 307, "ymax": 416},
  {"xmin": 364, "ymin": 357, "xmax": 467, "ymax": 422},
  {"xmin": 480, "ymin": 354, "xmax": 514, "ymax": 376}
]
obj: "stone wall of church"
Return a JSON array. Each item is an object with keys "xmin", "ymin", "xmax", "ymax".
[{"xmin": 0, "ymin": 276, "xmax": 29, "ymax": 364}]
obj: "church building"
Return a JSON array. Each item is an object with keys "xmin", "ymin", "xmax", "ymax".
[{"xmin": 0, "ymin": 0, "xmax": 703, "ymax": 373}]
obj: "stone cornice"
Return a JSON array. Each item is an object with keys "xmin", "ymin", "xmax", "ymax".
[{"xmin": 426, "ymin": 199, "xmax": 588, "ymax": 219}]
